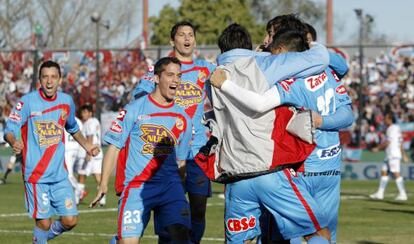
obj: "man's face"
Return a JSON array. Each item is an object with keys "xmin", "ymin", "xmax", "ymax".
[
  {"xmin": 171, "ymin": 26, "xmax": 196, "ymax": 57},
  {"xmin": 81, "ymin": 109, "xmax": 92, "ymax": 121},
  {"xmin": 262, "ymin": 27, "xmax": 275, "ymax": 49},
  {"xmin": 39, "ymin": 67, "xmax": 61, "ymax": 98},
  {"xmin": 155, "ymin": 63, "xmax": 182, "ymax": 102}
]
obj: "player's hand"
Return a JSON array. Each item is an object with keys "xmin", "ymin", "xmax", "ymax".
[
  {"xmin": 87, "ymin": 144, "xmax": 100, "ymax": 157},
  {"xmin": 12, "ymin": 141, "xmax": 24, "ymax": 154},
  {"xmin": 89, "ymin": 185, "xmax": 107, "ymax": 208},
  {"xmin": 210, "ymin": 69, "xmax": 227, "ymax": 89},
  {"xmin": 402, "ymin": 153, "xmax": 409, "ymax": 164},
  {"xmin": 311, "ymin": 111, "xmax": 323, "ymax": 128}
]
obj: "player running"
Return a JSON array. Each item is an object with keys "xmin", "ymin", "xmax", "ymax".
[
  {"xmin": 91, "ymin": 57, "xmax": 193, "ymax": 244},
  {"xmin": 4, "ymin": 60, "xmax": 99, "ymax": 244}
]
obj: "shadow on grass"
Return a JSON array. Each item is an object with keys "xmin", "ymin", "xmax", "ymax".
[
  {"xmin": 355, "ymin": 241, "xmax": 384, "ymax": 244},
  {"xmin": 368, "ymin": 207, "xmax": 414, "ymax": 215}
]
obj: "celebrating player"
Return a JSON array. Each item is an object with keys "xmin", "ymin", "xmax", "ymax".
[
  {"xmin": 4, "ymin": 60, "xmax": 99, "ymax": 244},
  {"xmin": 132, "ymin": 21, "xmax": 215, "ymax": 243},
  {"xmin": 91, "ymin": 57, "xmax": 193, "ymax": 244}
]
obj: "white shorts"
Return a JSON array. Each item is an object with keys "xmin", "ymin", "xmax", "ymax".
[
  {"xmin": 382, "ymin": 158, "xmax": 401, "ymax": 173},
  {"xmin": 78, "ymin": 156, "xmax": 103, "ymax": 176},
  {"xmin": 65, "ymin": 150, "xmax": 78, "ymax": 176}
]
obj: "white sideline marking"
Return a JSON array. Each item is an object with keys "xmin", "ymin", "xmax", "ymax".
[
  {"xmin": 0, "ymin": 202, "xmax": 224, "ymax": 218},
  {"xmin": 0, "ymin": 229, "xmax": 225, "ymax": 242}
]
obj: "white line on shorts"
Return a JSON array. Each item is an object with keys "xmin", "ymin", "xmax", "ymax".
[{"xmin": 0, "ymin": 229, "xmax": 225, "ymax": 242}]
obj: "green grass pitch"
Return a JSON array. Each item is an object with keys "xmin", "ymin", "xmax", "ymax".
[{"xmin": 0, "ymin": 174, "xmax": 413, "ymax": 243}]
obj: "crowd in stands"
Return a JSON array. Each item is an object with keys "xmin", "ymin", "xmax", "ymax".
[{"xmin": 0, "ymin": 48, "xmax": 413, "ymax": 149}]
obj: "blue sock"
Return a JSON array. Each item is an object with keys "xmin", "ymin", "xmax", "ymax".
[
  {"xmin": 308, "ymin": 236, "xmax": 329, "ymax": 244},
  {"xmin": 109, "ymin": 235, "xmax": 118, "ymax": 244},
  {"xmin": 33, "ymin": 226, "xmax": 49, "ymax": 244},
  {"xmin": 190, "ymin": 220, "xmax": 205, "ymax": 243},
  {"xmin": 47, "ymin": 220, "xmax": 68, "ymax": 240},
  {"xmin": 290, "ymin": 237, "xmax": 302, "ymax": 244}
]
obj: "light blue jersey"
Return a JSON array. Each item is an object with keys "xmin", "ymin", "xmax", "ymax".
[{"xmin": 275, "ymin": 67, "xmax": 351, "ymax": 171}]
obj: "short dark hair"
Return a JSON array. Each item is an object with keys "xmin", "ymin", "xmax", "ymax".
[
  {"xmin": 268, "ymin": 29, "xmax": 309, "ymax": 52},
  {"xmin": 266, "ymin": 14, "xmax": 307, "ymax": 36},
  {"xmin": 170, "ymin": 21, "xmax": 196, "ymax": 40},
  {"xmin": 39, "ymin": 60, "xmax": 61, "ymax": 78},
  {"xmin": 80, "ymin": 103, "xmax": 93, "ymax": 113},
  {"xmin": 154, "ymin": 57, "xmax": 181, "ymax": 76},
  {"xmin": 218, "ymin": 23, "xmax": 252, "ymax": 53},
  {"xmin": 385, "ymin": 112, "xmax": 397, "ymax": 124},
  {"xmin": 304, "ymin": 23, "xmax": 317, "ymax": 41}
]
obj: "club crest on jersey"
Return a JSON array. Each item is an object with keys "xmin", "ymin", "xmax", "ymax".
[
  {"xmin": 305, "ymin": 72, "xmax": 328, "ymax": 92},
  {"xmin": 15, "ymin": 101, "xmax": 24, "ymax": 111},
  {"xmin": 175, "ymin": 81, "xmax": 203, "ymax": 107},
  {"xmin": 279, "ymin": 78, "xmax": 296, "ymax": 92},
  {"xmin": 336, "ymin": 85, "xmax": 347, "ymax": 94},
  {"xmin": 110, "ymin": 121, "xmax": 122, "ymax": 133},
  {"xmin": 8, "ymin": 112, "xmax": 21, "ymax": 122},
  {"xmin": 34, "ymin": 120, "xmax": 64, "ymax": 147},
  {"xmin": 140, "ymin": 124, "xmax": 177, "ymax": 155},
  {"xmin": 60, "ymin": 108, "xmax": 68, "ymax": 120},
  {"xmin": 175, "ymin": 117, "xmax": 184, "ymax": 131},
  {"xmin": 117, "ymin": 109, "xmax": 127, "ymax": 121},
  {"xmin": 197, "ymin": 70, "xmax": 208, "ymax": 83},
  {"xmin": 226, "ymin": 216, "xmax": 256, "ymax": 233}
]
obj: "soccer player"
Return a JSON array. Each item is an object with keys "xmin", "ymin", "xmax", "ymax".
[
  {"xmin": 64, "ymin": 116, "xmax": 82, "ymax": 190},
  {"xmin": 370, "ymin": 112, "xmax": 408, "ymax": 201},
  {"xmin": 0, "ymin": 153, "xmax": 23, "ymax": 184},
  {"xmin": 90, "ymin": 57, "xmax": 193, "ymax": 244},
  {"xmin": 77, "ymin": 104, "xmax": 106, "ymax": 206},
  {"xmin": 4, "ymin": 60, "xmax": 99, "ymax": 244},
  {"xmin": 210, "ymin": 28, "xmax": 354, "ymax": 244},
  {"xmin": 206, "ymin": 23, "xmax": 333, "ymax": 244},
  {"xmin": 132, "ymin": 21, "xmax": 215, "ymax": 243}
]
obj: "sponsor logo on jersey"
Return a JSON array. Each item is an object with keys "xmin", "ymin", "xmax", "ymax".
[
  {"xmin": 336, "ymin": 85, "xmax": 347, "ymax": 94},
  {"xmin": 140, "ymin": 124, "xmax": 177, "ymax": 155},
  {"xmin": 109, "ymin": 121, "xmax": 122, "ymax": 133},
  {"xmin": 65, "ymin": 198, "xmax": 73, "ymax": 209},
  {"xmin": 8, "ymin": 112, "xmax": 21, "ymax": 122},
  {"xmin": 117, "ymin": 109, "xmax": 127, "ymax": 121},
  {"xmin": 279, "ymin": 78, "xmax": 296, "ymax": 92},
  {"xmin": 34, "ymin": 120, "xmax": 64, "ymax": 147},
  {"xmin": 226, "ymin": 216, "xmax": 256, "ymax": 233},
  {"xmin": 124, "ymin": 225, "xmax": 137, "ymax": 231},
  {"xmin": 175, "ymin": 81, "xmax": 203, "ymax": 107},
  {"xmin": 305, "ymin": 72, "xmax": 328, "ymax": 91},
  {"xmin": 15, "ymin": 101, "xmax": 24, "ymax": 111},
  {"xmin": 289, "ymin": 168, "xmax": 298, "ymax": 177},
  {"xmin": 60, "ymin": 108, "xmax": 68, "ymax": 120},
  {"xmin": 138, "ymin": 115, "xmax": 151, "ymax": 121},
  {"xmin": 317, "ymin": 144, "xmax": 341, "ymax": 160},
  {"xmin": 331, "ymin": 70, "xmax": 340, "ymax": 82}
]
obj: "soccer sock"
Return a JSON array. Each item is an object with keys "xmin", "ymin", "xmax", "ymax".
[
  {"xmin": 109, "ymin": 235, "xmax": 118, "ymax": 244},
  {"xmin": 190, "ymin": 220, "xmax": 205, "ymax": 243},
  {"xmin": 378, "ymin": 175, "xmax": 389, "ymax": 195},
  {"xmin": 307, "ymin": 236, "xmax": 329, "ymax": 244},
  {"xmin": 3, "ymin": 168, "xmax": 12, "ymax": 180},
  {"xmin": 33, "ymin": 226, "xmax": 49, "ymax": 244},
  {"xmin": 396, "ymin": 177, "xmax": 407, "ymax": 195},
  {"xmin": 47, "ymin": 220, "xmax": 68, "ymax": 240}
]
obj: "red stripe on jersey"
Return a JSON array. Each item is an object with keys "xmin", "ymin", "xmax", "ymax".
[
  {"xmin": 115, "ymin": 136, "xmax": 130, "ymax": 196},
  {"xmin": 21, "ymin": 122, "xmax": 28, "ymax": 178},
  {"xmin": 29, "ymin": 104, "xmax": 71, "ymax": 118},
  {"xmin": 283, "ymin": 169, "xmax": 321, "ymax": 230},
  {"xmin": 117, "ymin": 186, "xmax": 130, "ymax": 240},
  {"xmin": 32, "ymin": 183, "xmax": 38, "ymax": 219},
  {"xmin": 270, "ymin": 106, "xmax": 315, "ymax": 169}
]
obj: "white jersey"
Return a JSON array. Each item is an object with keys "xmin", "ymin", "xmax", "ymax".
[
  {"xmin": 65, "ymin": 117, "xmax": 83, "ymax": 151},
  {"xmin": 385, "ymin": 124, "xmax": 402, "ymax": 159},
  {"xmin": 84, "ymin": 117, "xmax": 103, "ymax": 159}
]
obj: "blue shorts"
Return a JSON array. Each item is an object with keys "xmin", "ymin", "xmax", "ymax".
[
  {"xmin": 299, "ymin": 170, "xmax": 341, "ymax": 242},
  {"xmin": 24, "ymin": 179, "xmax": 78, "ymax": 219},
  {"xmin": 117, "ymin": 180, "xmax": 191, "ymax": 240},
  {"xmin": 225, "ymin": 169, "xmax": 328, "ymax": 243},
  {"xmin": 185, "ymin": 159, "xmax": 211, "ymax": 197}
]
